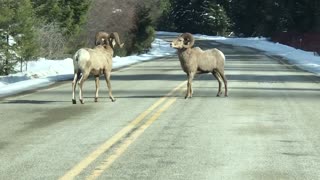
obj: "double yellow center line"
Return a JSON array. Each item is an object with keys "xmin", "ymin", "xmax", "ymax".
[{"xmin": 59, "ymin": 81, "xmax": 186, "ymax": 180}]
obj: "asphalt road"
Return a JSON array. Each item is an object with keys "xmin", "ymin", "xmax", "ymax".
[{"xmin": 1, "ymin": 35, "xmax": 320, "ymax": 180}]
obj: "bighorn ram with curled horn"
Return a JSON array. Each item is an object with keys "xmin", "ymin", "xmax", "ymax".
[
  {"xmin": 170, "ymin": 33, "xmax": 228, "ymax": 98},
  {"xmin": 95, "ymin": 31, "xmax": 109, "ymax": 45},
  {"xmin": 72, "ymin": 32, "xmax": 124, "ymax": 104},
  {"xmin": 95, "ymin": 31, "xmax": 124, "ymax": 48}
]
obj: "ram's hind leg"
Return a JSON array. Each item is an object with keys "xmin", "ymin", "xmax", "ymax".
[
  {"xmin": 78, "ymin": 73, "xmax": 89, "ymax": 104},
  {"xmin": 72, "ymin": 71, "xmax": 80, "ymax": 104},
  {"xmin": 217, "ymin": 69, "xmax": 228, "ymax": 97},
  {"xmin": 104, "ymin": 71, "xmax": 116, "ymax": 102},
  {"xmin": 212, "ymin": 71, "xmax": 223, "ymax": 97},
  {"xmin": 94, "ymin": 75, "xmax": 100, "ymax": 102}
]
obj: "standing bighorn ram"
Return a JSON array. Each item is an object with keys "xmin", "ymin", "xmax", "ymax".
[
  {"xmin": 95, "ymin": 31, "xmax": 124, "ymax": 48},
  {"xmin": 72, "ymin": 32, "xmax": 124, "ymax": 104},
  {"xmin": 170, "ymin": 33, "xmax": 228, "ymax": 98}
]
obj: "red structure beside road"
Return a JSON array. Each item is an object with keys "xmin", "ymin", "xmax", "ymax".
[{"xmin": 272, "ymin": 32, "xmax": 320, "ymax": 53}]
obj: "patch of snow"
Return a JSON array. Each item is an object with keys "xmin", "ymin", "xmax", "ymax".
[{"xmin": 1, "ymin": 31, "xmax": 320, "ymax": 98}]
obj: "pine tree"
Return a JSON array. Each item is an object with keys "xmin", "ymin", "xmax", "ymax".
[
  {"xmin": 59, "ymin": 0, "xmax": 91, "ymax": 37},
  {"xmin": 32, "ymin": 0, "xmax": 61, "ymax": 23},
  {"xmin": 200, "ymin": 0, "xmax": 230, "ymax": 35},
  {"xmin": 286, "ymin": 0, "xmax": 319, "ymax": 33},
  {"xmin": 156, "ymin": 0, "xmax": 176, "ymax": 31},
  {"xmin": 13, "ymin": 0, "xmax": 39, "ymax": 70},
  {"xmin": 32, "ymin": 0, "xmax": 91, "ymax": 36},
  {"xmin": 170, "ymin": 0, "xmax": 194, "ymax": 33},
  {"xmin": 31, "ymin": 0, "xmax": 91, "ymax": 53},
  {"xmin": 230, "ymin": 0, "xmax": 257, "ymax": 36},
  {"xmin": 0, "ymin": 0, "xmax": 38, "ymax": 74},
  {"xmin": 130, "ymin": 5, "xmax": 155, "ymax": 54},
  {"xmin": 168, "ymin": 0, "xmax": 230, "ymax": 35},
  {"xmin": 229, "ymin": 0, "xmax": 318, "ymax": 36},
  {"xmin": 0, "ymin": 0, "xmax": 15, "ymax": 75}
]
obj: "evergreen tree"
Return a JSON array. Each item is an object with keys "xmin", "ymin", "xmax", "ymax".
[
  {"xmin": 230, "ymin": 0, "xmax": 260, "ymax": 36},
  {"xmin": 31, "ymin": 0, "xmax": 61, "ymax": 24},
  {"xmin": 130, "ymin": 5, "xmax": 155, "ymax": 54},
  {"xmin": 156, "ymin": 0, "xmax": 176, "ymax": 31},
  {"xmin": 170, "ymin": 0, "xmax": 194, "ymax": 33},
  {"xmin": 59, "ymin": 0, "xmax": 91, "ymax": 37},
  {"xmin": 0, "ymin": 0, "xmax": 38, "ymax": 74},
  {"xmin": 0, "ymin": 0, "xmax": 15, "ymax": 75},
  {"xmin": 216, "ymin": 0, "xmax": 232, "ymax": 13},
  {"xmin": 31, "ymin": 0, "xmax": 90, "ymax": 36},
  {"xmin": 200, "ymin": 0, "xmax": 230, "ymax": 35},
  {"xmin": 31, "ymin": 0, "xmax": 91, "ymax": 52},
  {"xmin": 286, "ymin": 0, "xmax": 319, "ymax": 33},
  {"xmin": 167, "ymin": 0, "xmax": 230, "ymax": 35},
  {"xmin": 14, "ymin": 0, "xmax": 39, "ymax": 70},
  {"xmin": 229, "ymin": 0, "xmax": 319, "ymax": 36}
]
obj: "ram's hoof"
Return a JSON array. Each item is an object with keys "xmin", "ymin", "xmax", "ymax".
[
  {"xmin": 79, "ymin": 99, "xmax": 84, "ymax": 104},
  {"xmin": 72, "ymin": 99, "xmax": 76, "ymax": 104},
  {"xmin": 94, "ymin": 97, "xmax": 98, "ymax": 102},
  {"xmin": 111, "ymin": 98, "xmax": 116, "ymax": 102}
]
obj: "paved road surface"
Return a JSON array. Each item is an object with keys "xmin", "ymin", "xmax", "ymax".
[{"xmin": 1, "ymin": 35, "xmax": 320, "ymax": 179}]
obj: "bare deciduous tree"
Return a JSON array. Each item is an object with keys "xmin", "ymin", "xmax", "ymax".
[
  {"xmin": 37, "ymin": 23, "xmax": 66, "ymax": 59},
  {"xmin": 86, "ymin": 0, "xmax": 141, "ymax": 46}
]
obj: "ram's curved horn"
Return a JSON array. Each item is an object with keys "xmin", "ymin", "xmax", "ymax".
[
  {"xmin": 110, "ymin": 32, "xmax": 124, "ymax": 48},
  {"xmin": 180, "ymin": 33, "xmax": 194, "ymax": 48}
]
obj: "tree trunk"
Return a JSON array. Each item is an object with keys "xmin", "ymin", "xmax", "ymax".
[{"xmin": 5, "ymin": 33, "xmax": 9, "ymax": 75}]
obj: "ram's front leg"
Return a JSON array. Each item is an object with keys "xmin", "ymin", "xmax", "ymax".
[{"xmin": 185, "ymin": 72, "xmax": 194, "ymax": 99}]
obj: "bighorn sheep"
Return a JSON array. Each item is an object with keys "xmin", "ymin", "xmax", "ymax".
[
  {"xmin": 170, "ymin": 33, "xmax": 228, "ymax": 98},
  {"xmin": 72, "ymin": 32, "xmax": 124, "ymax": 104},
  {"xmin": 95, "ymin": 31, "xmax": 124, "ymax": 48},
  {"xmin": 95, "ymin": 31, "xmax": 109, "ymax": 46}
]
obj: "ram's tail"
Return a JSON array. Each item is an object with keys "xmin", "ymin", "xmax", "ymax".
[{"xmin": 72, "ymin": 50, "xmax": 85, "ymax": 81}]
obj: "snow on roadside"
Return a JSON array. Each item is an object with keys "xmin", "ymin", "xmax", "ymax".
[
  {"xmin": 195, "ymin": 34, "xmax": 320, "ymax": 76},
  {"xmin": 0, "ymin": 38, "xmax": 175, "ymax": 97},
  {"xmin": 158, "ymin": 31, "xmax": 320, "ymax": 76},
  {"xmin": 1, "ymin": 31, "xmax": 319, "ymax": 98}
]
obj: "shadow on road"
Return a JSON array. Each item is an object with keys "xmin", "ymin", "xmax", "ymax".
[
  {"xmin": 226, "ymin": 74, "xmax": 320, "ymax": 83},
  {"xmin": 112, "ymin": 74, "xmax": 185, "ymax": 81},
  {"xmin": 2, "ymin": 100, "xmax": 70, "ymax": 104}
]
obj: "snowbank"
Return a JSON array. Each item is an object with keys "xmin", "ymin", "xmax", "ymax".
[{"xmin": 1, "ymin": 32, "xmax": 319, "ymax": 98}]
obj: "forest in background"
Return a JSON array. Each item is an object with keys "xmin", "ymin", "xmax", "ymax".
[{"xmin": 1, "ymin": 0, "xmax": 319, "ymax": 75}]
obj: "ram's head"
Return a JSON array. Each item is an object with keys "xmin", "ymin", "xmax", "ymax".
[
  {"xmin": 170, "ymin": 33, "xmax": 195, "ymax": 49},
  {"xmin": 95, "ymin": 31, "xmax": 124, "ymax": 49}
]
